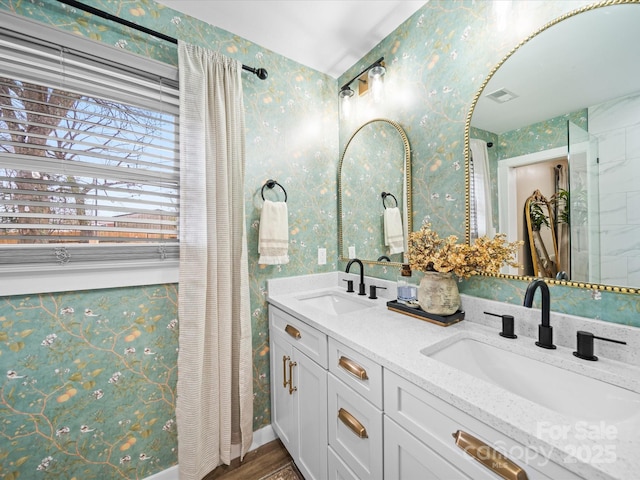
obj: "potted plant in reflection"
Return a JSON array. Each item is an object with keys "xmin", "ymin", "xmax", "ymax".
[
  {"xmin": 529, "ymin": 201, "xmax": 550, "ymax": 231},
  {"xmin": 407, "ymin": 224, "xmax": 521, "ymax": 316},
  {"xmin": 551, "ymin": 189, "xmax": 570, "ymax": 226}
]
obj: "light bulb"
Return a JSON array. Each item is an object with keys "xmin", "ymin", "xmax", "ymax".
[
  {"xmin": 368, "ymin": 65, "xmax": 385, "ymax": 104},
  {"xmin": 339, "ymin": 87, "xmax": 354, "ymax": 118}
]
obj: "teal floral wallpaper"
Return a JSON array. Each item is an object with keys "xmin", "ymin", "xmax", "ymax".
[
  {"xmin": 1, "ymin": 0, "xmax": 639, "ymax": 478},
  {"xmin": 337, "ymin": 0, "xmax": 640, "ymax": 325},
  {"xmin": 496, "ymin": 110, "xmax": 587, "ymax": 160},
  {"xmin": 0, "ymin": 285, "xmax": 178, "ymax": 479}
]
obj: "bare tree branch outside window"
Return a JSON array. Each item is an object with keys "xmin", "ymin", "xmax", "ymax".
[{"xmin": 0, "ymin": 77, "xmax": 178, "ymax": 244}]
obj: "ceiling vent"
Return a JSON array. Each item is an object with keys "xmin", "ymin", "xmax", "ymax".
[{"xmin": 486, "ymin": 88, "xmax": 519, "ymax": 103}]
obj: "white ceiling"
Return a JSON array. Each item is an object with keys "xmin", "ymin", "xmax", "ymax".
[
  {"xmin": 154, "ymin": 0, "xmax": 426, "ymax": 78},
  {"xmin": 472, "ymin": 4, "xmax": 640, "ymax": 134},
  {"xmin": 154, "ymin": 2, "xmax": 640, "ymax": 134}
]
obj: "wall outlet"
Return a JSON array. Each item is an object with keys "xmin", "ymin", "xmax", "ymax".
[
  {"xmin": 317, "ymin": 248, "xmax": 326, "ymax": 265},
  {"xmin": 348, "ymin": 246, "xmax": 356, "ymax": 258}
]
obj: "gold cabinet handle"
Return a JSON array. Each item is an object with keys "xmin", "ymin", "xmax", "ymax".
[
  {"xmin": 338, "ymin": 408, "xmax": 368, "ymax": 438},
  {"xmin": 282, "ymin": 355, "xmax": 290, "ymax": 389},
  {"xmin": 285, "ymin": 324, "xmax": 301, "ymax": 339},
  {"xmin": 338, "ymin": 355, "xmax": 369, "ymax": 380},
  {"xmin": 288, "ymin": 361, "xmax": 297, "ymax": 395},
  {"xmin": 452, "ymin": 430, "xmax": 528, "ymax": 480}
]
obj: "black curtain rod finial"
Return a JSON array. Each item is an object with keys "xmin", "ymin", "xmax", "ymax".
[{"xmin": 244, "ymin": 65, "xmax": 268, "ymax": 80}]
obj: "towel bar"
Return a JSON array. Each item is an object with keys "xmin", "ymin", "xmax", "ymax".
[
  {"xmin": 381, "ymin": 191, "xmax": 398, "ymax": 209},
  {"xmin": 261, "ymin": 179, "xmax": 288, "ymax": 202}
]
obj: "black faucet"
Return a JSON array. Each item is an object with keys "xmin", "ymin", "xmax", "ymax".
[
  {"xmin": 346, "ymin": 258, "xmax": 366, "ymax": 295},
  {"xmin": 523, "ymin": 279, "xmax": 556, "ymax": 349}
]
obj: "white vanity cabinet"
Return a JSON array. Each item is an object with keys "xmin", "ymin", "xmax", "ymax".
[
  {"xmin": 269, "ymin": 307, "xmax": 328, "ymax": 480},
  {"xmin": 384, "ymin": 370, "xmax": 582, "ymax": 480},
  {"xmin": 267, "ymin": 275, "xmax": 638, "ymax": 480},
  {"xmin": 327, "ymin": 338, "xmax": 384, "ymax": 480}
]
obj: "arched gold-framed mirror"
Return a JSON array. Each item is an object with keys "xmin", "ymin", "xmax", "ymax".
[
  {"xmin": 464, "ymin": 0, "xmax": 640, "ymax": 294},
  {"xmin": 338, "ymin": 118, "xmax": 411, "ymax": 266}
]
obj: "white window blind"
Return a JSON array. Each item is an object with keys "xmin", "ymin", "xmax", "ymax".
[{"xmin": 0, "ymin": 12, "xmax": 180, "ymax": 272}]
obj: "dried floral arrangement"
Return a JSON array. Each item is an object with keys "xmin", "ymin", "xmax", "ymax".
[{"xmin": 408, "ymin": 224, "xmax": 521, "ymax": 279}]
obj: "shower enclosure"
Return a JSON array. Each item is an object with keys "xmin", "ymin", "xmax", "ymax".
[{"xmin": 567, "ymin": 121, "xmax": 601, "ymax": 283}]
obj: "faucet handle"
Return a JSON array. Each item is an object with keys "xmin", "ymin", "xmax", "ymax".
[
  {"xmin": 573, "ymin": 330, "xmax": 627, "ymax": 361},
  {"xmin": 484, "ymin": 312, "xmax": 517, "ymax": 339},
  {"xmin": 343, "ymin": 279, "xmax": 354, "ymax": 293},
  {"xmin": 369, "ymin": 285, "xmax": 387, "ymax": 299}
]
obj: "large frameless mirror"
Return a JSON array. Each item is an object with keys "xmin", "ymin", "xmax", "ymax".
[
  {"xmin": 465, "ymin": 0, "xmax": 640, "ymax": 294},
  {"xmin": 339, "ymin": 119, "xmax": 411, "ymax": 266}
]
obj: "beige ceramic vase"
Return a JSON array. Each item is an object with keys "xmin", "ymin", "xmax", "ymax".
[{"xmin": 417, "ymin": 271, "xmax": 461, "ymax": 316}]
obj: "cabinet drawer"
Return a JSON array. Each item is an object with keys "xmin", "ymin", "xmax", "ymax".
[
  {"xmin": 384, "ymin": 415, "xmax": 473, "ymax": 480},
  {"xmin": 269, "ymin": 306, "xmax": 328, "ymax": 368},
  {"xmin": 328, "ymin": 374, "xmax": 383, "ymax": 480},
  {"xmin": 328, "ymin": 446, "xmax": 359, "ymax": 480},
  {"xmin": 384, "ymin": 370, "xmax": 581, "ymax": 480},
  {"xmin": 329, "ymin": 337, "xmax": 383, "ymax": 409}
]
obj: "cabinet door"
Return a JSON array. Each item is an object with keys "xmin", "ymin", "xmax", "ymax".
[
  {"xmin": 294, "ymin": 349, "xmax": 328, "ymax": 480},
  {"xmin": 384, "ymin": 416, "xmax": 472, "ymax": 480},
  {"xmin": 270, "ymin": 329, "xmax": 296, "ymax": 455}
]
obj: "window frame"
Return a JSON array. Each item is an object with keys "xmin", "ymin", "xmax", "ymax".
[{"xmin": 0, "ymin": 11, "xmax": 179, "ymax": 295}]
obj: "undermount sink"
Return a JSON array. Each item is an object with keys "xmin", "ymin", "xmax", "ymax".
[
  {"xmin": 422, "ymin": 335, "xmax": 640, "ymax": 424},
  {"xmin": 297, "ymin": 291, "xmax": 374, "ymax": 315}
]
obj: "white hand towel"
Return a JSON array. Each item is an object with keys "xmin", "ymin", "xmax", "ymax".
[
  {"xmin": 258, "ymin": 200, "xmax": 290, "ymax": 264},
  {"xmin": 384, "ymin": 207, "xmax": 404, "ymax": 254}
]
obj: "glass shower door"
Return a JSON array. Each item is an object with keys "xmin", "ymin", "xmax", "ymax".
[{"xmin": 567, "ymin": 121, "xmax": 600, "ymax": 283}]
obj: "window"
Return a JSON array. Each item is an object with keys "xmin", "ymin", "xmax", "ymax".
[{"xmin": 0, "ymin": 12, "xmax": 179, "ymax": 294}]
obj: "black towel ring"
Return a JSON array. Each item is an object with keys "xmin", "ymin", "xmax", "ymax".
[
  {"xmin": 261, "ymin": 179, "xmax": 287, "ymax": 202},
  {"xmin": 381, "ymin": 192, "xmax": 398, "ymax": 209}
]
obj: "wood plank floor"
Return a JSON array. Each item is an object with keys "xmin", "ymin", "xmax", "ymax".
[{"xmin": 203, "ymin": 439, "xmax": 295, "ymax": 480}]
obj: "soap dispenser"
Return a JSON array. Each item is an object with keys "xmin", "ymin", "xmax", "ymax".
[{"xmin": 397, "ymin": 264, "xmax": 418, "ymax": 305}]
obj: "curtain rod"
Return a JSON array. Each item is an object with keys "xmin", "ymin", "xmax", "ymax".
[{"xmin": 56, "ymin": 0, "xmax": 268, "ymax": 80}]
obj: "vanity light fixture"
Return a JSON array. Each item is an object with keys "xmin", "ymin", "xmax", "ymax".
[{"xmin": 339, "ymin": 57, "xmax": 386, "ymax": 116}]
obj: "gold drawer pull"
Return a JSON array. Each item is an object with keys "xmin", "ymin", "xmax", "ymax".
[
  {"xmin": 452, "ymin": 430, "xmax": 528, "ymax": 480},
  {"xmin": 282, "ymin": 355, "xmax": 290, "ymax": 388},
  {"xmin": 338, "ymin": 356, "xmax": 368, "ymax": 380},
  {"xmin": 285, "ymin": 324, "xmax": 301, "ymax": 339},
  {"xmin": 288, "ymin": 361, "xmax": 297, "ymax": 395},
  {"xmin": 338, "ymin": 408, "xmax": 368, "ymax": 439}
]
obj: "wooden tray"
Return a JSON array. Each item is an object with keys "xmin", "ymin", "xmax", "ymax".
[{"xmin": 386, "ymin": 300, "xmax": 465, "ymax": 327}]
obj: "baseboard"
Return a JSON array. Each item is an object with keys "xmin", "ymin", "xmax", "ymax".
[
  {"xmin": 143, "ymin": 425, "xmax": 277, "ymax": 480},
  {"xmin": 250, "ymin": 424, "xmax": 277, "ymax": 453},
  {"xmin": 144, "ymin": 465, "xmax": 179, "ymax": 480}
]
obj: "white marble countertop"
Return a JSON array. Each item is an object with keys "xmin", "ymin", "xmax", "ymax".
[{"xmin": 267, "ymin": 272, "xmax": 640, "ymax": 480}]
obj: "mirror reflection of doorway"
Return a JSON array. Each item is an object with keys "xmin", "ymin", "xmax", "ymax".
[{"xmin": 513, "ymin": 158, "xmax": 567, "ymax": 276}]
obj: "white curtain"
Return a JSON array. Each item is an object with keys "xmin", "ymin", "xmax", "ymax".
[
  {"xmin": 469, "ymin": 139, "xmax": 495, "ymax": 238},
  {"xmin": 176, "ymin": 42, "xmax": 253, "ymax": 480}
]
